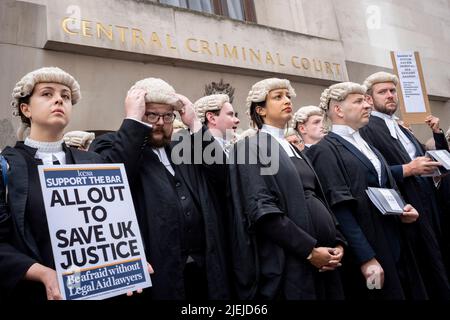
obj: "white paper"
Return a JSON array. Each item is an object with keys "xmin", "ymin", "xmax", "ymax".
[
  {"xmin": 366, "ymin": 187, "xmax": 405, "ymax": 215},
  {"xmin": 428, "ymin": 150, "xmax": 450, "ymax": 170},
  {"xmin": 378, "ymin": 189, "xmax": 402, "ymax": 211},
  {"xmin": 394, "ymin": 51, "xmax": 426, "ymax": 113},
  {"xmin": 38, "ymin": 164, "xmax": 151, "ymax": 300}
]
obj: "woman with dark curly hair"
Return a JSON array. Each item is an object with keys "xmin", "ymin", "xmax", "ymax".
[{"xmin": 229, "ymin": 78, "xmax": 345, "ymax": 300}]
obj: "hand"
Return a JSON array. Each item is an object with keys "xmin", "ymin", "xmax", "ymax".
[
  {"xmin": 308, "ymin": 247, "xmax": 334, "ymax": 269},
  {"xmin": 320, "ymin": 245, "xmax": 344, "ymax": 272},
  {"xmin": 175, "ymin": 94, "xmax": 202, "ymax": 133},
  {"xmin": 403, "ymin": 156, "xmax": 441, "ymax": 177},
  {"xmin": 126, "ymin": 262, "xmax": 154, "ymax": 297},
  {"xmin": 125, "ymin": 88, "xmax": 147, "ymax": 121},
  {"xmin": 25, "ymin": 263, "xmax": 62, "ymax": 300},
  {"xmin": 425, "ymin": 115, "xmax": 441, "ymax": 134},
  {"xmin": 361, "ymin": 258, "xmax": 384, "ymax": 289},
  {"xmin": 400, "ymin": 204, "xmax": 419, "ymax": 223}
]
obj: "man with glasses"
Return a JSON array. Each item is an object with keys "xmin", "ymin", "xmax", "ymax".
[{"xmin": 90, "ymin": 78, "xmax": 231, "ymax": 300}]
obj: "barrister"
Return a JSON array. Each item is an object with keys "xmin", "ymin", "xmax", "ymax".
[{"xmin": 307, "ymin": 82, "xmax": 426, "ymax": 299}]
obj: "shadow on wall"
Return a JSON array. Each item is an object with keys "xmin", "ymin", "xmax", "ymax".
[{"xmin": 0, "ymin": 118, "xmax": 17, "ymax": 151}]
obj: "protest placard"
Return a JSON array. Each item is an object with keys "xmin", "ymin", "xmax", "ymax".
[
  {"xmin": 38, "ymin": 164, "xmax": 151, "ymax": 300},
  {"xmin": 390, "ymin": 51, "xmax": 431, "ymax": 124}
]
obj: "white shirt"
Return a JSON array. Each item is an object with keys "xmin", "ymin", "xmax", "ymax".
[
  {"xmin": 371, "ymin": 111, "xmax": 417, "ymax": 160},
  {"xmin": 152, "ymin": 147, "xmax": 175, "ymax": 176},
  {"xmin": 126, "ymin": 118, "xmax": 175, "ymax": 175},
  {"xmin": 214, "ymin": 136, "xmax": 232, "ymax": 157},
  {"xmin": 261, "ymin": 125, "xmax": 302, "ymax": 158},
  {"xmin": 25, "ymin": 138, "xmax": 66, "ymax": 165},
  {"xmin": 332, "ymin": 125, "xmax": 382, "ymax": 184}
]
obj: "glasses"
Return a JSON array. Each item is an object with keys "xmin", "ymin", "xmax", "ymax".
[{"xmin": 145, "ymin": 112, "xmax": 176, "ymax": 124}]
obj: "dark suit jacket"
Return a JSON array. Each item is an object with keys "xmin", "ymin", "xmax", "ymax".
[
  {"xmin": 228, "ymin": 132, "xmax": 344, "ymax": 300},
  {"xmin": 90, "ymin": 119, "xmax": 231, "ymax": 300},
  {"xmin": 360, "ymin": 116, "xmax": 450, "ymax": 299},
  {"xmin": 307, "ymin": 132, "xmax": 429, "ymax": 300},
  {"xmin": 0, "ymin": 143, "xmax": 103, "ymax": 301}
]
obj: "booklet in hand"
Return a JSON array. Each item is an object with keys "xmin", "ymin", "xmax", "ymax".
[
  {"xmin": 425, "ymin": 150, "xmax": 450, "ymax": 170},
  {"xmin": 365, "ymin": 187, "xmax": 406, "ymax": 215}
]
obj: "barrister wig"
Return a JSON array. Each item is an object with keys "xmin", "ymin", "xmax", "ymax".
[
  {"xmin": 246, "ymin": 78, "xmax": 296, "ymax": 129},
  {"xmin": 285, "ymin": 127, "xmax": 299, "ymax": 138},
  {"xmin": 129, "ymin": 77, "xmax": 182, "ymax": 110},
  {"xmin": 246, "ymin": 78, "xmax": 296, "ymax": 114},
  {"xmin": 194, "ymin": 94, "xmax": 230, "ymax": 123},
  {"xmin": 63, "ymin": 131, "xmax": 95, "ymax": 150},
  {"xmin": 363, "ymin": 71, "xmax": 399, "ymax": 93},
  {"xmin": 12, "ymin": 67, "xmax": 81, "ymax": 115},
  {"xmin": 319, "ymin": 82, "xmax": 367, "ymax": 112},
  {"xmin": 291, "ymin": 105, "xmax": 323, "ymax": 129},
  {"xmin": 12, "ymin": 67, "xmax": 81, "ymax": 140},
  {"xmin": 173, "ymin": 119, "xmax": 188, "ymax": 130}
]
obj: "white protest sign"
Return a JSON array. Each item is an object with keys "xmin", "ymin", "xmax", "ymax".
[
  {"xmin": 394, "ymin": 51, "xmax": 426, "ymax": 113},
  {"xmin": 38, "ymin": 163, "xmax": 151, "ymax": 300},
  {"xmin": 390, "ymin": 51, "xmax": 431, "ymax": 124}
]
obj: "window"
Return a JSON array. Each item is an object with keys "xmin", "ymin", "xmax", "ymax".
[
  {"xmin": 223, "ymin": 0, "xmax": 244, "ymax": 20},
  {"xmin": 158, "ymin": 0, "xmax": 256, "ymax": 22},
  {"xmin": 159, "ymin": 0, "xmax": 214, "ymax": 14}
]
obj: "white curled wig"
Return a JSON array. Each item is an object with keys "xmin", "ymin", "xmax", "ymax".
[
  {"xmin": 319, "ymin": 82, "xmax": 366, "ymax": 112},
  {"xmin": 194, "ymin": 94, "xmax": 229, "ymax": 123},
  {"xmin": 129, "ymin": 77, "xmax": 182, "ymax": 110}
]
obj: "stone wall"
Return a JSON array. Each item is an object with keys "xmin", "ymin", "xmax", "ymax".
[{"xmin": 1, "ymin": 0, "xmax": 449, "ymax": 148}]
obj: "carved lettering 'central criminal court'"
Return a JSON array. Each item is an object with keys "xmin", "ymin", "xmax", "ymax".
[{"xmin": 61, "ymin": 17, "xmax": 342, "ymax": 78}]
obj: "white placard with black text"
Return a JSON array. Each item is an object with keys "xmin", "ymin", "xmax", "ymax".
[{"xmin": 38, "ymin": 163, "xmax": 151, "ymax": 300}]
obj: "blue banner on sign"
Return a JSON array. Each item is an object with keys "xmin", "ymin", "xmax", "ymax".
[
  {"xmin": 63, "ymin": 259, "xmax": 145, "ymax": 300},
  {"xmin": 44, "ymin": 168, "xmax": 123, "ymax": 188}
]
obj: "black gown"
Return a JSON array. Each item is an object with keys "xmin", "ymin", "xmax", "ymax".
[
  {"xmin": 307, "ymin": 132, "xmax": 429, "ymax": 300},
  {"xmin": 291, "ymin": 157, "xmax": 336, "ymax": 247},
  {"xmin": 360, "ymin": 116, "xmax": 450, "ymax": 299},
  {"xmin": 90, "ymin": 119, "xmax": 231, "ymax": 300},
  {"xmin": 0, "ymin": 142, "xmax": 103, "ymax": 301},
  {"xmin": 290, "ymin": 156, "xmax": 344, "ymax": 298},
  {"xmin": 228, "ymin": 132, "xmax": 345, "ymax": 300}
]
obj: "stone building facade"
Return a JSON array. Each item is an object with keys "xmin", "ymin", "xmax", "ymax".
[{"xmin": 1, "ymin": 0, "xmax": 449, "ymax": 148}]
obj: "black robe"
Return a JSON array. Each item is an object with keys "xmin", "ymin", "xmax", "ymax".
[
  {"xmin": 437, "ymin": 175, "xmax": 450, "ymax": 262},
  {"xmin": 307, "ymin": 132, "xmax": 428, "ymax": 300},
  {"xmin": 433, "ymin": 141, "xmax": 450, "ymax": 268},
  {"xmin": 0, "ymin": 143, "xmax": 103, "ymax": 301},
  {"xmin": 90, "ymin": 119, "xmax": 230, "ymax": 300},
  {"xmin": 228, "ymin": 132, "xmax": 345, "ymax": 300},
  {"xmin": 360, "ymin": 116, "xmax": 450, "ymax": 299}
]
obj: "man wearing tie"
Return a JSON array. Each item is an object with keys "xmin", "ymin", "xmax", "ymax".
[{"xmin": 360, "ymin": 72, "xmax": 450, "ymax": 299}]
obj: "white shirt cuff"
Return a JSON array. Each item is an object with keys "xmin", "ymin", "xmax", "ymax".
[{"xmin": 126, "ymin": 117, "xmax": 153, "ymax": 128}]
